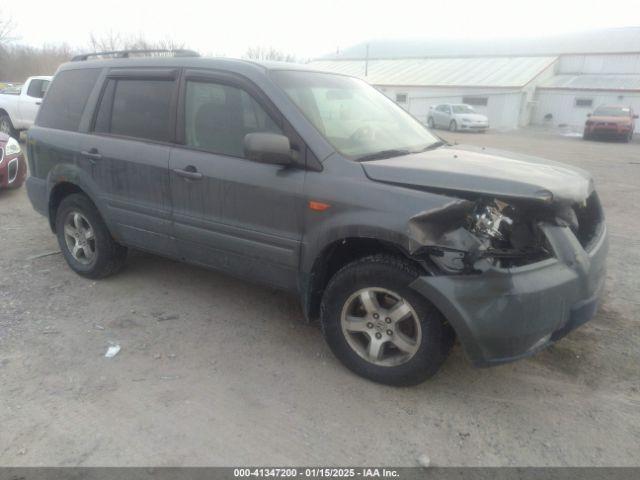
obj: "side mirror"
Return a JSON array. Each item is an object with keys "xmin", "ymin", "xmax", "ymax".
[{"xmin": 244, "ymin": 133, "xmax": 294, "ymax": 166}]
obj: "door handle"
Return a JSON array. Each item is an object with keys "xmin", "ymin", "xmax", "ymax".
[
  {"xmin": 172, "ymin": 167, "xmax": 203, "ymax": 180},
  {"xmin": 81, "ymin": 149, "xmax": 102, "ymax": 162}
]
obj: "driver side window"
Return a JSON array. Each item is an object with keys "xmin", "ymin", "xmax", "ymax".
[{"xmin": 184, "ymin": 81, "xmax": 282, "ymax": 158}]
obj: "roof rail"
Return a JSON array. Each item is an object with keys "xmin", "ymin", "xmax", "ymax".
[{"xmin": 71, "ymin": 49, "xmax": 200, "ymax": 62}]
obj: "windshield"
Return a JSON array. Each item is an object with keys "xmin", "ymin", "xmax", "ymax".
[
  {"xmin": 452, "ymin": 104, "xmax": 475, "ymax": 114},
  {"xmin": 271, "ymin": 70, "xmax": 439, "ymax": 159},
  {"xmin": 451, "ymin": 105, "xmax": 476, "ymax": 113},
  {"xmin": 593, "ymin": 106, "xmax": 631, "ymax": 117}
]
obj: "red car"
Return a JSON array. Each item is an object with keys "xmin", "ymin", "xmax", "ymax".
[
  {"xmin": 0, "ymin": 133, "xmax": 27, "ymax": 189},
  {"xmin": 583, "ymin": 105, "xmax": 638, "ymax": 142}
]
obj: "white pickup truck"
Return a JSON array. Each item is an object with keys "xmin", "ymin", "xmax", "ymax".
[{"xmin": 0, "ymin": 76, "xmax": 53, "ymax": 138}]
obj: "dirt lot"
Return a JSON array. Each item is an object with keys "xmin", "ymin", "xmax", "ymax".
[{"xmin": 0, "ymin": 129, "xmax": 639, "ymax": 466}]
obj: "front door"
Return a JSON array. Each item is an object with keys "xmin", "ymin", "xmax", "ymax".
[
  {"xmin": 169, "ymin": 72, "xmax": 305, "ymax": 290},
  {"xmin": 80, "ymin": 69, "xmax": 178, "ymax": 254}
]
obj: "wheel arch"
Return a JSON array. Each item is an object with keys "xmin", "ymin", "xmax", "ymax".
[
  {"xmin": 44, "ymin": 161, "xmax": 113, "ymax": 231},
  {"xmin": 48, "ymin": 182, "xmax": 93, "ymax": 232},
  {"xmin": 301, "ymin": 235, "xmax": 429, "ymax": 322},
  {"xmin": 0, "ymin": 109, "xmax": 17, "ymax": 130}
]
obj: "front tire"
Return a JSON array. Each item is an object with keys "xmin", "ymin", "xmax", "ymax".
[
  {"xmin": 55, "ymin": 194, "xmax": 127, "ymax": 279},
  {"xmin": 320, "ymin": 255, "xmax": 454, "ymax": 386},
  {"xmin": 427, "ymin": 117, "xmax": 435, "ymax": 129},
  {"xmin": 449, "ymin": 120, "xmax": 457, "ymax": 132},
  {"xmin": 0, "ymin": 113, "xmax": 18, "ymax": 139}
]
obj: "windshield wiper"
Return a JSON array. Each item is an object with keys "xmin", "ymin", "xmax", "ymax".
[
  {"xmin": 418, "ymin": 140, "xmax": 446, "ymax": 152},
  {"xmin": 355, "ymin": 149, "xmax": 412, "ymax": 162}
]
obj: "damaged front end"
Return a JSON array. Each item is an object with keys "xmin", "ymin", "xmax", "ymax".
[
  {"xmin": 410, "ymin": 192, "xmax": 603, "ymax": 275},
  {"xmin": 406, "ymin": 190, "xmax": 607, "ymax": 366}
]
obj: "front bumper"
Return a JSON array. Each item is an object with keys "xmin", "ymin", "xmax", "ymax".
[
  {"xmin": 410, "ymin": 222, "xmax": 608, "ymax": 366},
  {"xmin": 460, "ymin": 123, "xmax": 489, "ymax": 131},
  {"xmin": 587, "ymin": 125, "xmax": 632, "ymax": 137}
]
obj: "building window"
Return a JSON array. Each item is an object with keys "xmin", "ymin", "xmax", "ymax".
[
  {"xmin": 395, "ymin": 93, "xmax": 408, "ymax": 104},
  {"xmin": 575, "ymin": 98, "xmax": 593, "ymax": 108},
  {"xmin": 462, "ymin": 96, "xmax": 488, "ymax": 106}
]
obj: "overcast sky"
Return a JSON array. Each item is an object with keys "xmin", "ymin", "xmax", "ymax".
[{"xmin": 4, "ymin": 0, "xmax": 640, "ymax": 58}]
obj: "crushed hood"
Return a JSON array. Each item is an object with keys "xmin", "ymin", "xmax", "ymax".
[{"xmin": 361, "ymin": 145, "xmax": 593, "ymax": 204}]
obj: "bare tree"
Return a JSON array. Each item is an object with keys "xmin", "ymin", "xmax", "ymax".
[
  {"xmin": 88, "ymin": 32, "xmax": 186, "ymax": 53},
  {"xmin": 0, "ymin": 9, "xmax": 15, "ymax": 45},
  {"xmin": 0, "ymin": 29, "xmax": 194, "ymax": 83},
  {"xmin": 0, "ymin": 44, "xmax": 73, "ymax": 81},
  {"xmin": 244, "ymin": 46, "xmax": 297, "ymax": 63}
]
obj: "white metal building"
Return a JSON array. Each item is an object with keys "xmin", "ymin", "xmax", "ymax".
[
  {"xmin": 532, "ymin": 55, "xmax": 640, "ymax": 128},
  {"xmin": 309, "ymin": 28, "xmax": 640, "ymax": 130}
]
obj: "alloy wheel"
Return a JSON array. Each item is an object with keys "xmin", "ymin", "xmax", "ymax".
[
  {"xmin": 0, "ymin": 118, "xmax": 11, "ymax": 135},
  {"xmin": 340, "ymin": 287, "xmax": 422, "ymax": 367},
  {"xmin": 63, "ymin": 211, "xmax": 96, "ymax": 265}
]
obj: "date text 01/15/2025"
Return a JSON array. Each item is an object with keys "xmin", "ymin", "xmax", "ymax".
[{"xmin": 233, "ymin": 468, "xmax": 400, "ymax": 478}]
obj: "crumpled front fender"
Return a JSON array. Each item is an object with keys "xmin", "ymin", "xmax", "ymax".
[{"xmin": 410, "ymin": 223, "xmax": 608, "ymax": 366}]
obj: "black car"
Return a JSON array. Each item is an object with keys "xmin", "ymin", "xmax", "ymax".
[{"xmin": 26, "ymin": 50, "xmax": 608, "ymax": 385}]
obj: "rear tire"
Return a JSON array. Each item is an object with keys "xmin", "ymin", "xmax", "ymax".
[
  {"xmin": 0, "ymin": 113, "xmax": 18, "ymax": 139},
  {"xmin": 320, "ymin": 254, "xmax": 454, "ymax": 386},
  {"xmin": 55, "ymin": 193, "xmax": 127, "ymax": 279},
  {"xmin": 449, "ymin": 120, "xmax": 457, "ymax": 132}
]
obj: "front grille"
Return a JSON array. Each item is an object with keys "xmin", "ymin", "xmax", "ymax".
[{"xmin": 573, "ymin": 191, "xmax": 604, "ymax": 250}]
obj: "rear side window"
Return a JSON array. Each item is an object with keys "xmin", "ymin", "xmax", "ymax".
[
  {"xmin": 94, "ymin": 78, "xmax": 174, "ymax": 142},
  {"xmin": 37, "ymin": 69, "xmax": 100, "ymax": 131}
]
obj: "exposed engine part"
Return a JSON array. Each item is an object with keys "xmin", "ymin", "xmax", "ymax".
[
  {"xmin": 419, "ymin": 198, "xmax": 553, "ymax": 273},
  {"xmin": 468, "ymin": 200, "xmax": 514, "ymax": 241}
]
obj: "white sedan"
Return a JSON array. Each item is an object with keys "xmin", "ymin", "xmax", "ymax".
[{"xmin": 427, "ymin": 103, "xmax": 489, "ymax": 133}]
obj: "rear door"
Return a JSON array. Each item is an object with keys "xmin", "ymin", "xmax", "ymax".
[
  {"xmin": 79, "ymin": 68, "xmax": 178, "ymax": 255},
  {"xmin": 169, "ymin": 70, "xmax": 306, "ymax": 290}
]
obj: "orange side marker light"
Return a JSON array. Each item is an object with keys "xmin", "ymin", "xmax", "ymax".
[{"xmin": 308, "ymin": 201, "xmax": 331, "ymax": 211}]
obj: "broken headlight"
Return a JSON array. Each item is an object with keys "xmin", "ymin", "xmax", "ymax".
[
  {"xmin": 425, "ymin": 199, "xmax": 551, "ymax": 274},
  {"xmin": 465, "ymin": 199, "xmax": 550, "ymax": 268}
]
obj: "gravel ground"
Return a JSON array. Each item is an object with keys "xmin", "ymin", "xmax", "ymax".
[{"xmin": 0, "ymin": 128, "xmax": 638, "ymax": 466}]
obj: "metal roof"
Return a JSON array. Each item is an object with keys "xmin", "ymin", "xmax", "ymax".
[
  {"xmin": 538, "ymin": 74, "xmax": 640, "ymax": 91},
  {"xmin": 309, "ymin": 57, "xmax": 557, "ymax": 88},
  {"xmin": 322, "ymin": 27, "xmax": 640, "ymax": 60}
]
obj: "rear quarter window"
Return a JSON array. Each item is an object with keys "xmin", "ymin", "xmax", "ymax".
[{"xmin": 36, "ymin": 68, "xmax": 101, "ymax": 131}]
